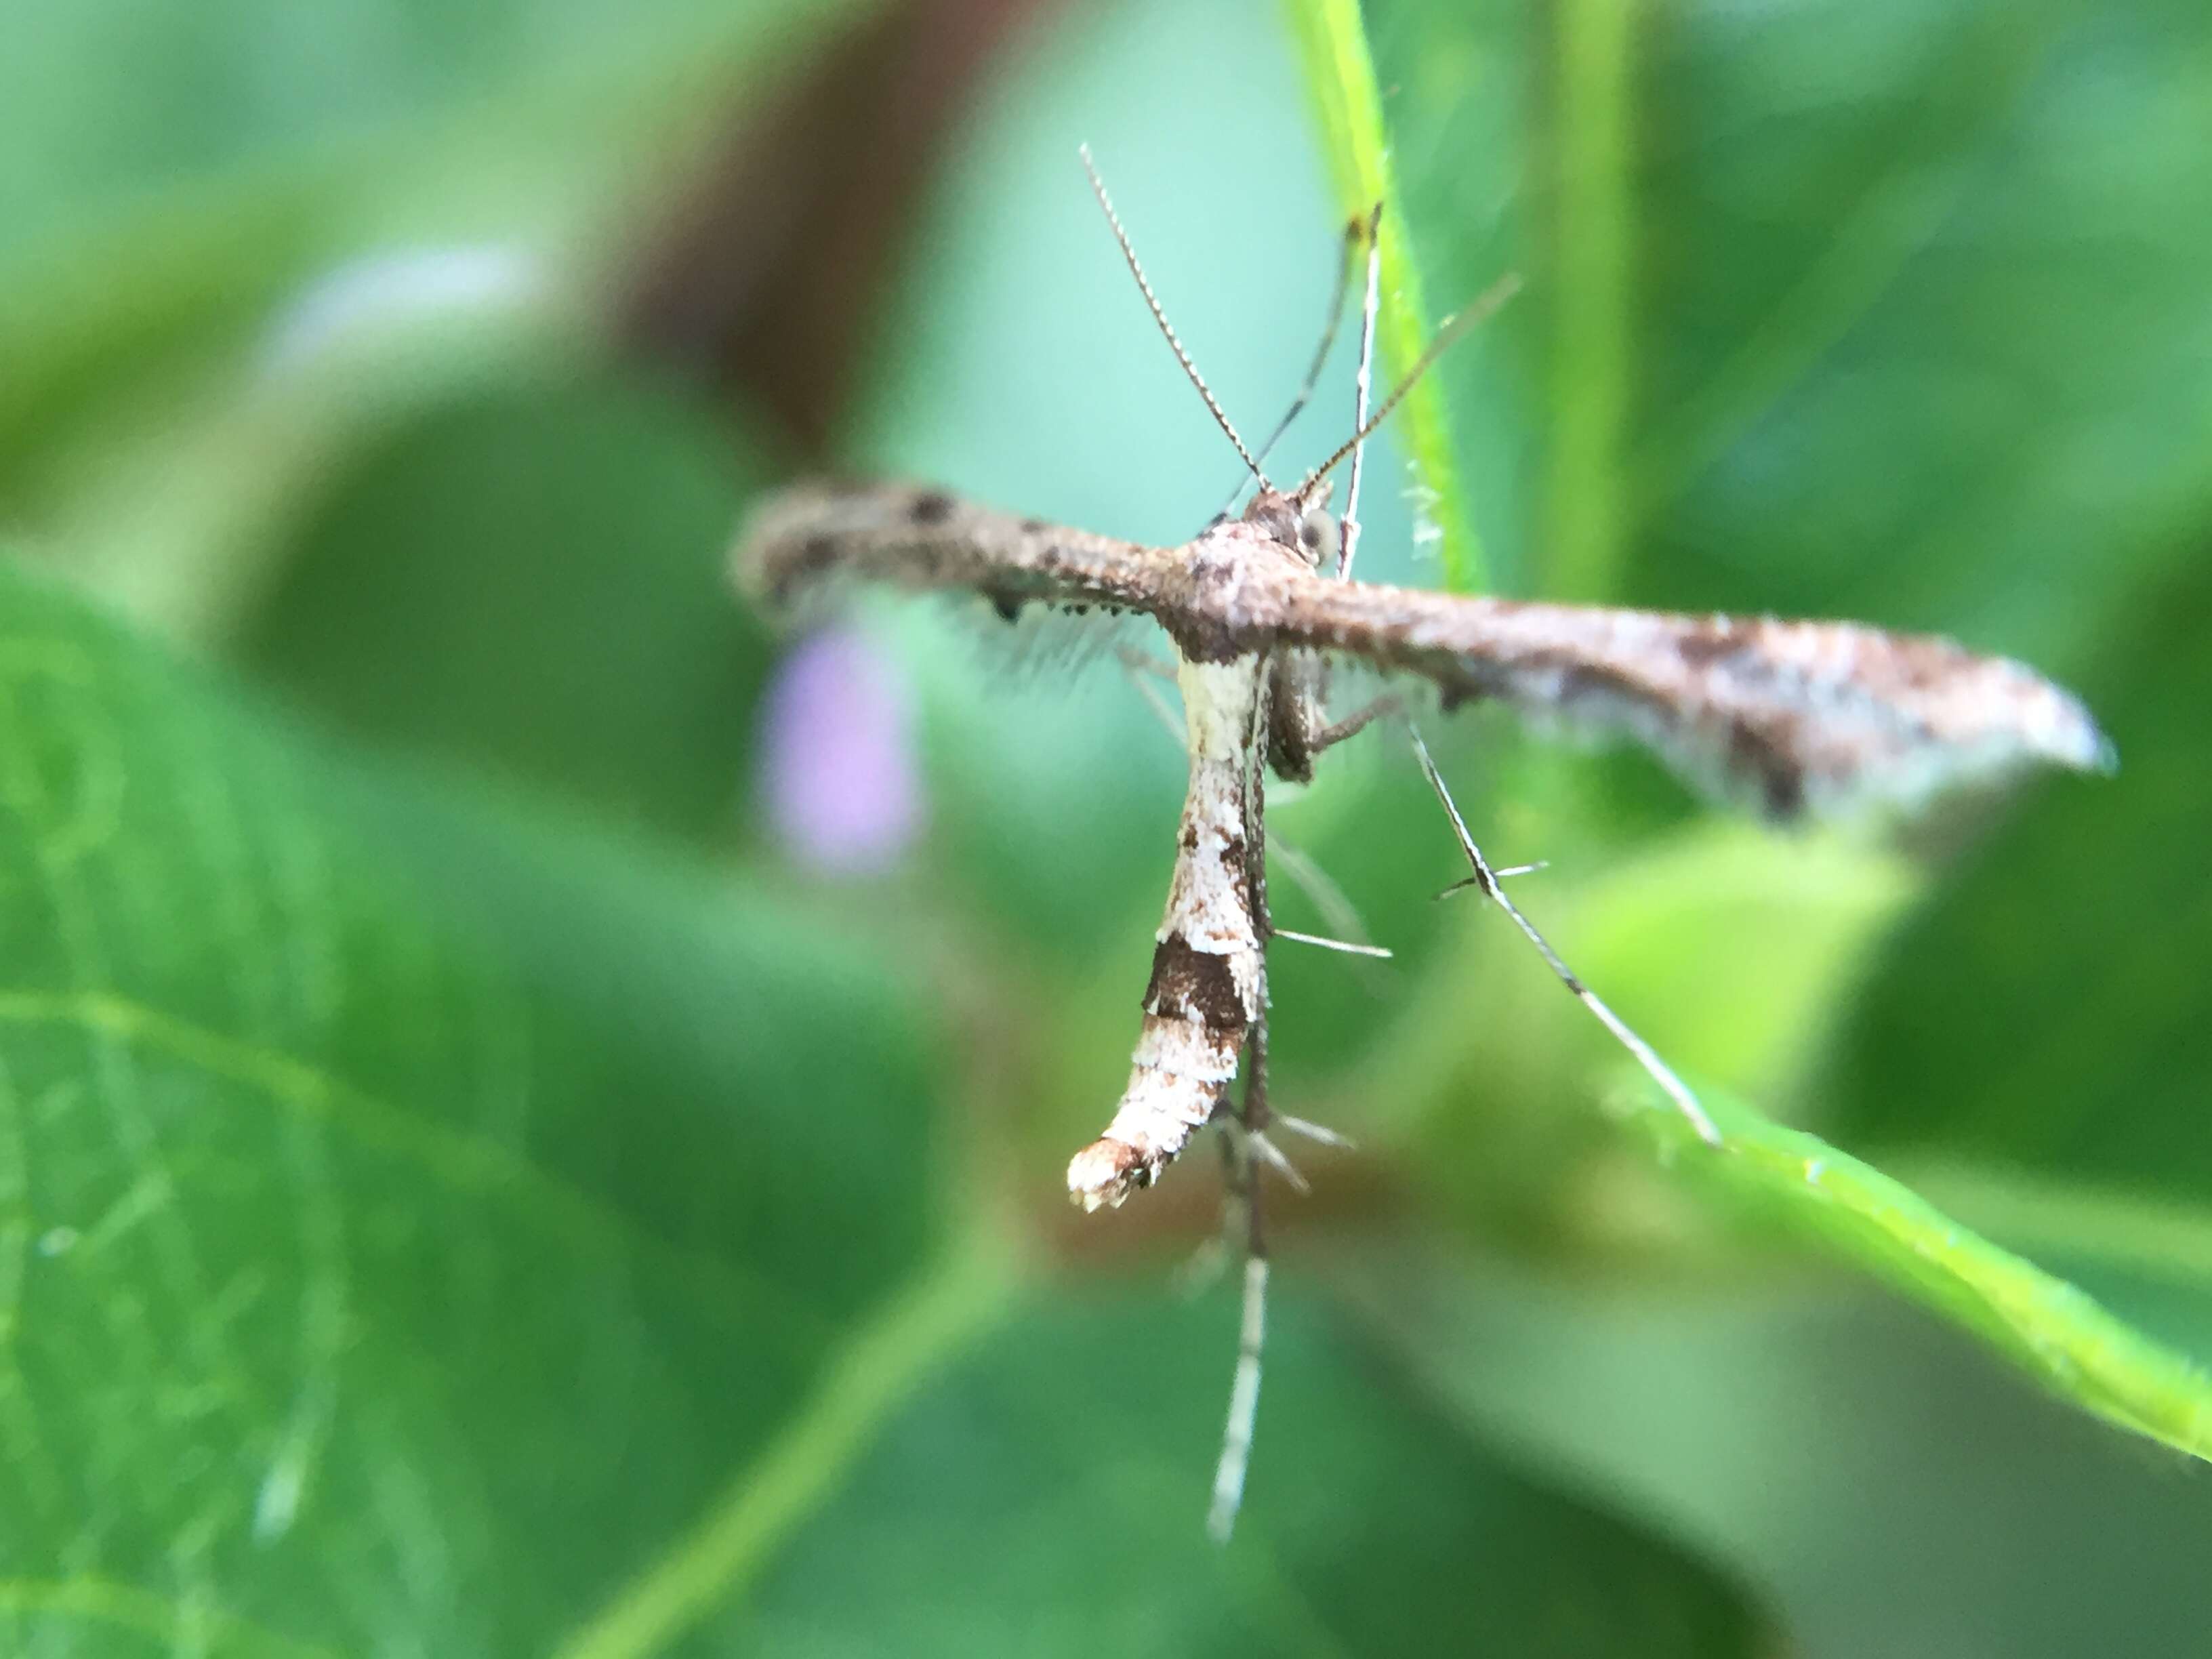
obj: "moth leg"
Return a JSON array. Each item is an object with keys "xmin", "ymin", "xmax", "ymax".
[
  {"xmin": 1410, "ymin": 726, "xmax": 1725, "ymax": 1147},
  {"xmin": 1266, "ymin": 666, "xmax": 1399, "ymax": 779},
  {"xmin": 1207, "ymin": 1030, "xmax": 1271, "ymax": 1544},
  {"xmin": 1208, "ymin": 1230, "xmax": 1269, "ymax": 1544},
  {"xmin": 1272, "ymin": 928, "xmax": 1391, "ymax": 959},
  {"xmin": 1114, "ymin": 643, "xmax": 1178, "ymax": 682},
  {"xmin": 1306, "ymin": 692, "xmax": 1401, "ymax": 756},
  {"xmin": 1204, "ymin": 672, "xmax": 1282, "ymax": 1543},
  {"xmin": 1437, "ymin": 862, "xmax": 1549, "ymax": 897},
  {"xmin": 1274, "ymin": 1112, "xmax": 1355, "ymax": 1151},
  {"xmin": 1265, "ymin": 657, "xmax": 1399, "ymax": 782},
  {"xmin": 1263, "ymin": 655, "xmax": 1325, "ymax": 782},
  {"xmin": 1269, "ymin": 838, "xmax": 1389, "ymax": 977},
  {"xmin": 1246, "ymin": 1126, "xmax": 1311, "ymax": 1194}
]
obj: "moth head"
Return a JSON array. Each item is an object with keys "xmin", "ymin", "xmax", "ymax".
[{"xmin": 1243, "ymin": 483, "xmax": 1338, "ymax": 569}]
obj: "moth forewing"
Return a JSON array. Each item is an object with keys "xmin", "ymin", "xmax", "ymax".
[
  {"xmin": 737, "ymin": 480, "xmax": 1177, "ymax": 623},
  {"xmin": 1219, "ymin": 573, "xmax": 2112, "ymax": 821}
]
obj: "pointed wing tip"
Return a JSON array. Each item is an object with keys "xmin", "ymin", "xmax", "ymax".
[
  {"xmin": 2065, "ymin": 703, "xmax": 2119, "ymax": 779},
  {"xmin": 2024, "ymin": 674, "xmax": 2114, "ymax": 777},
  {"xmin": 1842, "ymin": 672, "xmax": 2114, "ymax": 821}
]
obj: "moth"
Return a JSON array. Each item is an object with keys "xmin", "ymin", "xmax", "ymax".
[{"xmin": 730, "ymin": 151, "xmax": 2109, "ymax": 1536}]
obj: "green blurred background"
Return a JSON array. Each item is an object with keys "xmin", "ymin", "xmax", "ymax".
[{"xmin": 2, "ymin": 0, "xmax": 2209, "ymax": 1652}]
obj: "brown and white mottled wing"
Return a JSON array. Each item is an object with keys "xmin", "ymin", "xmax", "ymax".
[
  {"xmin": 1256, "ymin": 577, "xmax": 2111, "ymax": 819},
  {"xmin": 735, "ymin": 480, "xmax": 1179, "ymax": 621}
]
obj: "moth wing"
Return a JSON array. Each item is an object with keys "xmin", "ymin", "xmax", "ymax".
[
  {"xmin": 734, "ymin": 480, "xmax": 1179, "ymax": 623},
  {"xmin": 1256, "ymin": 573, "xmax": 2110, "ymax": 819}
]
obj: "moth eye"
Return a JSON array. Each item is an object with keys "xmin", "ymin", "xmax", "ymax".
[{"xmin": 1300, "ymin": 511, "xmax": 1341, "ymax": 569}]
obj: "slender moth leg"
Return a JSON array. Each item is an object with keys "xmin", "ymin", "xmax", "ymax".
[
  {"xmin": 1208, "ymin": 683, "xmax": 1275, "ymax": 1542},
  {"xmin": 1411, "ymin": 726, "xmax": 1725, "ymax": 1146},
  {"xmin": 1306, "ymin": 691, "xmax": 1400, "ymax": 756},
  {"xmin": 1268, "ymin": 839, "xmax": 1391, "ymax": 968},
  {"xmin": 1273, "ymin": 929, "xmax": 1391, "ymax": 959}
]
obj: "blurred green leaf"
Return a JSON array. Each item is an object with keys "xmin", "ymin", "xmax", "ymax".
[
  {"xmin": 241, "ymin": 375, "xmax": 771, "ymax": 843},
  {"xmin": 0, "ymin": 0, "xmax": 872, "ymax": 634},
  {"xmin": 1326, "ymin": 1239, "xmax": 2212, "ymax": 1659},
  {"xmin": 1837, "ymin": 544, "xmax": 2212, "ymax": 1197},
  {"xmin": 636, "ymin": 1290, "xmax": 1765, "ymax": 1658},
  {"xmin": 0, "ymin": 0, "xmax": 841, "ymax": 249},
  {"xmin": 1631, "ymin": 0, "xmax": 2212, "ymax": 662},
  {"xmin": 1824, "ymin": 524, "xmax": 2212, "ymax": 1373}
]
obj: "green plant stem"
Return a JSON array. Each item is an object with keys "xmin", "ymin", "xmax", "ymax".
[
  {"xmin": 1548, "ymin": 0, "xmax": 1635, "ymax": 602},
  {"xmin": 553, "ymin": 1241, "xmax": 1015, "ymax": 1658}
]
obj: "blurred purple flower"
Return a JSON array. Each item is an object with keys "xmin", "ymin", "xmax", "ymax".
[{"xmin": 756, "ymin": 627, "xmax": 924, "ymax": 875}]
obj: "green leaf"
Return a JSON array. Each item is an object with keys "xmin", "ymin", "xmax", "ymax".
[
  {"xmin": 0, "ymin": 0, "xmax": 842, "ymax": 254},
  {"xmin": 1627, "ymin": 1088, "xmax": 2212, "ymax": 1466},
  {"xmin": 0, "ymin": 562, "xmax": 1758, "ymax": 1650}
]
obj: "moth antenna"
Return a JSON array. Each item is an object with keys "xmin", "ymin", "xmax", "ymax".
[
  {"xmin": 1302, "ymin": 271, "xmax": 1523, "ymax": 501},
  {"xmin": 1410, "ymin": 726, "xmax": 1724, "ymax": 1147},
  {"xmin": 1080, "ymin": 144, "xmax": 1264, "ymax": 485},
  {"xmin": 1338, "ymin": 202, "xmax": 1385, "ymax": 581},
  {"xmin": 1208, "ymin": 209, "xmax": 1372, "ymax": 526}
]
